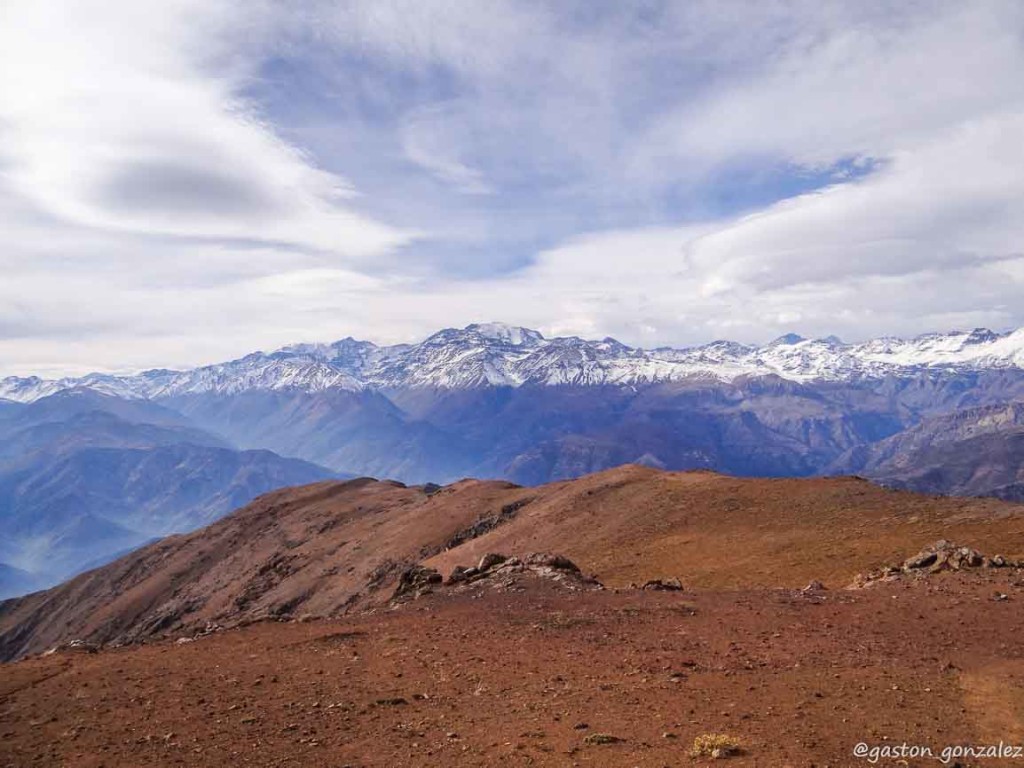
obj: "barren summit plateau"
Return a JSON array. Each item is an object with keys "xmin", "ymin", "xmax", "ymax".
[{"xmin": 4, "ymin": 466, "xmax": 1024, "ymax": 766}]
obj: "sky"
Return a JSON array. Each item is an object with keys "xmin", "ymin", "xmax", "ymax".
[{"xmin": 3, "ymin": 0, "xmax": 1024, "ymax": 376}]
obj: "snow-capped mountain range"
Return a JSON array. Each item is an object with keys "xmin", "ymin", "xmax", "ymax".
[{"xmin": 4, "ymin": 322, "xmax": 1024, "ymax": 403}]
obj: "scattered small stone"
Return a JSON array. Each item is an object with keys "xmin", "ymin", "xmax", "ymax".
[
  {"xmin": 583, "ymin": 733, "xmax": 623, "ymax": 745},
  {"xmin": 478, "ymin": 553, "xmax": 508, "ymax": 571},
  {"xmin": 373, "ymin": 697, "xmax": 409, "ymax": 707},
  {"xmin": 524, "ymin": 553, "xmax": 580, "ymax": 572},
  {"xmin": 641, "ymin": 578, "xmax": 684, "ymax": 591}
]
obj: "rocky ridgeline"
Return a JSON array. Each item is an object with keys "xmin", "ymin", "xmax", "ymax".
[
  {"xmin": 850, "ymin": 540, "xmax": 1024, "ymax": 588},
  {"xmin": 392, "ymin": 553, "xmax": 603, "ymax": 602}
]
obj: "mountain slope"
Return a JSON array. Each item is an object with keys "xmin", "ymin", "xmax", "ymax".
[
  {"xmin": 0, "ymin": 477, "xmax": 517, "ymax": 659},
  {"xmin": 877, "ymin": 430, "xmax": 1024, "ymax": 501},
  {"xmin": 3, "ymin": 465, "xmax": 1023, "ymax": 661},
  {"xmin": 400, "ymin": 378, "xmax": 909, "ymax": 484},
  {"xmin": 0, "ymin": 391, "xmax": 341, "ymax": 597},
  {"xmin": 155, "ymin": 370, "xmax": 1024, "ymax": 485},
  {"xmin": 832, "ymin": 401, "xmax": 1024, "ymax": 500},
  {"xmin": 162, "ymin": 388, "xmax": 468, "ymax": 483}
]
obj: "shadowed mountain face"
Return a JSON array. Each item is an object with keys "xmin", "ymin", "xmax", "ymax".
[
  {"xmin": 387, "ymin": 379, "xmax": 909, "ymax": 484},
  {"xmin": 4, "ymin": 373, "xmax": 1024, "ymax": 500},
  {"xmin": 2, "ymin": 465, "xmax": 1023, "ymax": 662},
  {"xmin": 118, "ymin": 370, "xmax": 1022, "ymax": 488},
  {"xmin": 161, "ymin": 388, "xmax": 469, "ymax": 483},
  {"xmin": 0, "ymin": 392, "xmax": 339, "ymax": 598},
  {"xmin": 831, "ymin": 401, "xmax": 1024, "ymax": 501}
]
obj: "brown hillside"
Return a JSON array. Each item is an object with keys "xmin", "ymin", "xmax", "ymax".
[
  {"xmin": 3, "ymin": 465, "xmax": 1024, "ymax": 661},
  {"xmin": 0, "ymin": 476, "xmax": 524, "ymax": 662},
  {"xmin": 426, "ymin": 464, "xmax": 1024, "ymax": 588}
]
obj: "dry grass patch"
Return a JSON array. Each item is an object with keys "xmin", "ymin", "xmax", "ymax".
[{"xmin": 690, "ymin": 733, "xmax": 741, "ymax": 758}]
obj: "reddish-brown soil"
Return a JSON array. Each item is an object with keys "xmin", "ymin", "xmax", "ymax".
[
  {"xmin": 425, "ymin": 466, "xmax": 1024, "ymax": 588},
  {"xmin": 4, "ymin": 466, "xmax": 1024, "ymax": 661},
  {"xmin": 4, "ymin": 570, "xmax": 1024, "ymax": 767},
  {"xmin": 4, "ymin": 465, "xmax": 1024, "ymax": 766}
]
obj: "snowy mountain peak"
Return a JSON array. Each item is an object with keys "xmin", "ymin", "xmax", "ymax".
[
  {"xmin": 449, "ymin": 322, "xmax": 544, "ymax": 346},
  {"xmin": 963, "ymin": 327, "xmax": 1000, "ymax": 345},
  {"xmin": 3, "ymin": 324, "xmax": 1024, "ymax": 402},
  {"xmin": 769, "ymin": 333, "xmax": 806, "ymax": 346}
]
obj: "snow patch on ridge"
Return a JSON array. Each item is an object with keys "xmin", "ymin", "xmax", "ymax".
[{"xmin": 4, "ymin": 324, "xmax": 1024, "ymax": 402}]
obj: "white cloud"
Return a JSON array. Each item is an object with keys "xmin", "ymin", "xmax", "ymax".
[
  {"xmin": 0, "ymin": 0, "xmax": 410, "ymax": 258},
  {"xmin": 400, "ymin": 103, "xmax": 493, "ymax": 194},
  {"xmin": 686, "ymin": 115, "xmax": 1024, "ymax": 292},
  {"xmin": 2, "ymin": 0, "xmax": 1024, "ymax": 375},
  {"xmin": 634, "ymin": 1, "xmax": 1024, "ymax": 173}
]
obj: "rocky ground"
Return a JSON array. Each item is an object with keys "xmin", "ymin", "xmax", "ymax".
[
  {"xmin": 4, "ymin": 564, "xmax": 1024, "ymax": 767},
  {"xmin": 5, "ymin": 466, "xmax": 1024, "ymax": 766}
]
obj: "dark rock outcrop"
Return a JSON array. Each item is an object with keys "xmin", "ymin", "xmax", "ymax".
[
  {"xmin": 639, "ymin": 578, "xmax": 684, "ymax": 591},
  {"xmin": 392, "ymin": 565, "xmax": 443, "ymax": 600},
  {"xmin": 434, "ymin": 552, "xmax": 601, "ymax": 596}
]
